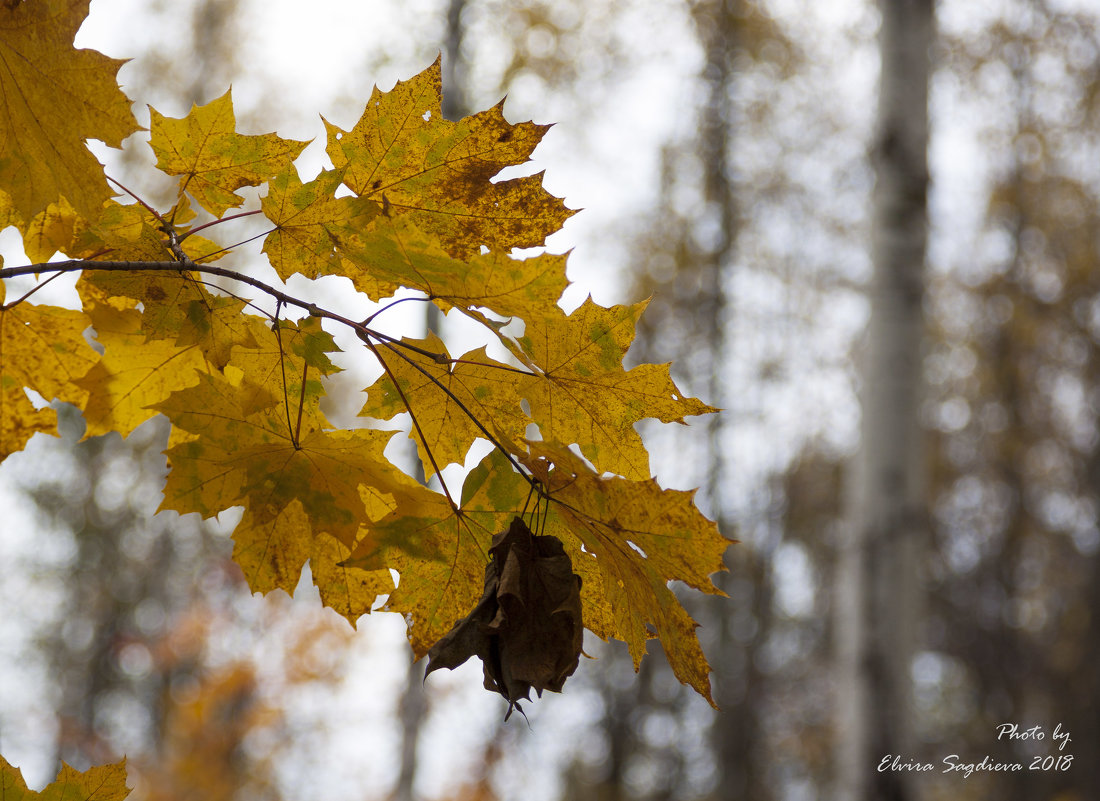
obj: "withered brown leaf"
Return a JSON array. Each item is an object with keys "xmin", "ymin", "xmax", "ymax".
[{"xmin": 424, "ymin": 516, "xmax": 583, "ymax": 718}]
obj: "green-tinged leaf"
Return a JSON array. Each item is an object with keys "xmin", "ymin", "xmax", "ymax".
[
  {"xmin": 334, "ymin": 213, "xmax": 569, "ymax": 319},
  {"xmin": 261, "ymin": 168, "xmax": 378, "ymax": 280},
  {"xmin": 516, "ymin": 300, "xmax": 717, "ymax": 479},
  {"xmin": 361, "ymin": 333, "xmax": 529, "ymax": 477},
  {"xmin": 156, "ymin": 371, "xmax": 412, "ymax": 548},
  {"xmin": 149, "ymin": 90, "xmax": 308, "ymax": 217},
  {"xmin": 344, "ymin": 449, "xmax": 530, "ymax": 655},
  {"xmin": 232, "ymin": 498, "xmax": 395, "ymax": 622}
]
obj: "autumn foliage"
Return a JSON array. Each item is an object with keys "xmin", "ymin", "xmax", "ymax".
[{"xmin": 0, "ymin": 0, "xmax": 729, "ymax": 786}]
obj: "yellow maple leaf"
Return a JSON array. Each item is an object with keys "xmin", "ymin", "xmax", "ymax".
[
  {"xmin": 225, "ymin": 315, "xmax": 341, "ymax": 417},
  {"xmin": 0, "ymin": 0, "xmax": 139, "ymax": 222},
  {"xmin": 333, "ymin": 213, "xmax": 569, "ymax": 319},
  {"xmin": 69, "ymin": 201, "xmax": 165, "ymax": 262},
  {"xmin": 155, "ymin": 370, "xmax": 411, "ymax": 549},
  {"xmin": 520, "ymin": 440, "xmax": 729, "ymax": 703},
  {"xmin": 344, "ymin": 449, "xmax": 531, "ymax": 655},
  {"xmin": 0, "ymin": 187, "xmax": 17, "ymax": 232},
  {"xmin": 261, "ymin": 168, "xmax": 378, "ymax": 281},
  {"xmin": 311, "ymin": 524, "xmax": 398, "ymax": 622},
  {"xmin": 79, "ymin": 269, "xmax": 258, "ymax": 368},
  {"xmin": 0, "ymin": 281, "xmax": 98, "ymax": 459},
  {"xmin": 75, "ymin": 304, "xmax": 207, "ymax": 438},
  {"xmin": 149, "ymin": 90, "xmax": 308, "ymax": 217},
  {"xmin": 232, "ymin": 497, "xmax": 400, "ymax": 620},
  {"xmin": 515, "ymin": 300, "xmax": 717, "ymax": 480},
  {"xmin": 361, "ymin": 333, "xmax": 530, "ymax": 477},
  {"xmin": 23, "ymin": 197, "xmax": 84, "ymax": 263},
  {"xmin": 68, "ymin": 199, "xmax": 227, "ymax": 264},
  {"xmin": 0, "ymin": 54, "xmax": 729, "ymax": 707},
  {"xmin": 231, "ymin": 498, "xmax": 395, "ymax": 622},
  {"xmin": 324, "ymin": 58, "xmax": 573, "ymax": 258},
  {"xmin": 0, "ymin": 754, "xmax": 130, "ymax": 801},
  {"xmin": 0, "ymin": 387, "xmax": 53, "ymax": 463}
]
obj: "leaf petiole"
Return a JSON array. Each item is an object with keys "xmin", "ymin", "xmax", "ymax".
[{"xmin": 178, "ymin": 209, "xmax": 263, "ymax": 240}]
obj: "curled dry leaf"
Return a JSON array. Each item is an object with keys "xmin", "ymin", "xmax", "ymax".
[{"xmin": 425, "ymin": 516, "xmax": 583, "ymax": 718}]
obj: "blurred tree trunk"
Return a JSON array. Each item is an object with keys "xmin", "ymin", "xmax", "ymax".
[
  {"xmin": 686, "ymin": 1, "xmax": 774, "ymax": 793},
  {"xmin": 836, "ymin": 2, "xmax": 932, "ymax": 800},
  {"xmin": 688, "ymin": 0, "xmax": 733, "ymax": 471},
  {"xmin": 923, "ymin": 13, "xmax": 1100, "ymax": 796},
  {"xmin": 441, "ymin": 0, "xmax": 469, "ymax": 122},
  {"xmin": 185, "ymin": 0, "xmax": 241, "ymax": 106},
  {"xmin": 394, "ymin": 656, "xmax": 427, "ymax": 801}
]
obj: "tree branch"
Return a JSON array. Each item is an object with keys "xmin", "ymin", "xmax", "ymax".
[{"xmin": 1, "ymin": 256, "xmax": 556, "ymax": 501}]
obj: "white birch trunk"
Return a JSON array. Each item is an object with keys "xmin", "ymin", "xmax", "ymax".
[{"xmin": 836, "ymin": 1, "xmax": 933, "ymax": 799}]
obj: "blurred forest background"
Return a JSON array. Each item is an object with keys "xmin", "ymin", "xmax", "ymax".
[{"xmin": 1, "ymin": 0, "xmax": 1099, "ymax": 799}]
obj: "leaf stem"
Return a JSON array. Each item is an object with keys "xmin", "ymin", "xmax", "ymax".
[
  {"xmin": 295, "ymin": 362, "xmax": 309, "ymax": 446},
  {"xmin": 190, "ymin": 226, "xmax": 277, "ymax": 261},
  {"xmin": 365, "ymin": 339, "xmax": 458, "ymax": 511},
  {"xmin": 373, "ymin": 338, "xmax": 544, "ymax": 499},
  {"xmin": 107, "ymin": 175, "xmax": 164, "ymax": 222},
  {"xmin": 180, "ymin": 209, "xmax": 264, "ymax": 240},
  {"xmin": 361, "ymin": 294, "xmax": 430, "ymax": 326},
  {"xmin": 1, "ymin": 269, "xmax": 67, "ymax": 309},
  {"xmin": 272, "ymin": 303, "xmax": 299, "ymax": 448}
]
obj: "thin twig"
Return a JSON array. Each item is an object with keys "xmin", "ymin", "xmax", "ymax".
[
  {"xmin": 272, "ymin": 302, "xmax": 298, "ymax": 448},
  {"xmin": 1, "ymin": 270, "xmax": 67, "ymax": 309},
  {"xmin": 180, "ymin": 209, "xmax": 264, "ymax": 240},
  {"xmin": 295, "ymin": 362, "xmax": 309, "ymax": 446},
  {"xmin": 363, "ymin": 337, "xmax": 459, "ymax": 512},
  {"xmin": 107, "ymin": 175, "xmax": 165, "ymax": 222}
]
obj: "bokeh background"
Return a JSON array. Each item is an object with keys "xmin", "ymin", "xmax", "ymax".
[{"xmin": 2, "ymin": 0, "xmax": 1099, "ymax": 799}]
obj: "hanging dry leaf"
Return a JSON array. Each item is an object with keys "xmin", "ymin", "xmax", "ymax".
[{"xmin": 425, "ymin": 516, "xmax": 583, "ymax": 718}]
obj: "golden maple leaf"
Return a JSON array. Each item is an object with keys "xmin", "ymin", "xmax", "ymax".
[
  {"xmin": 332, "ymin": 213, "xmax": 569, "ymax": 319},
  {"xmin": 0, "ymin": 0, "xmax": 139, "ymax": 222},
  {"xmin": 0, "ymin": 755, "xmax": 130, "ymax": 801},
  {"xmin": 324, "ymin": 57, "xmax": 574, "ymax": 258},
  {"xmin": 515, "ymin": 300, "xmax": 718, "ymax": 480},
  {"xmin": 261, "ymin": 168, "xmax": 378, "ymax": 281},
  {"xmin": 344, "ymin": 449, "xmax": 532, "ymax": 655},
  {"xmin": 149, "ymin": 90, "xmax": 308, "ymax": 217},
  {"xmin": 231, "ymin": 498, "xmax": 396, "ymax": 623},
  {"xmin": 0, "ymin": 48, "xmax": 731, "ymax": 708},
  {"xmin": 223, "ymin": 315, "xmax": 340, "ymax": 415},
  {"xmin": 23, "ymin": 197, "xmax": 84, "ymax": 263},
  {"xmin": 0, "ymin": 281, "xmax": 99, "ymax": 458},
  {"xmin": 80, "ymin": 269, "xmax": 257, "ymax": 367},
  {"xmin": 520, "ymin": 440, "xmax": 730, "ymax": 703},
  {"xmin": 361, "ymin": 333, "xmax": 530, "ymax": 478},
  {"xmin": 75, "ymin": 304, "xmax": 207, "ymax": 438},
  {"xmin": 154, "ymin": 353, "xmax": 416, "ymax": 550}
]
